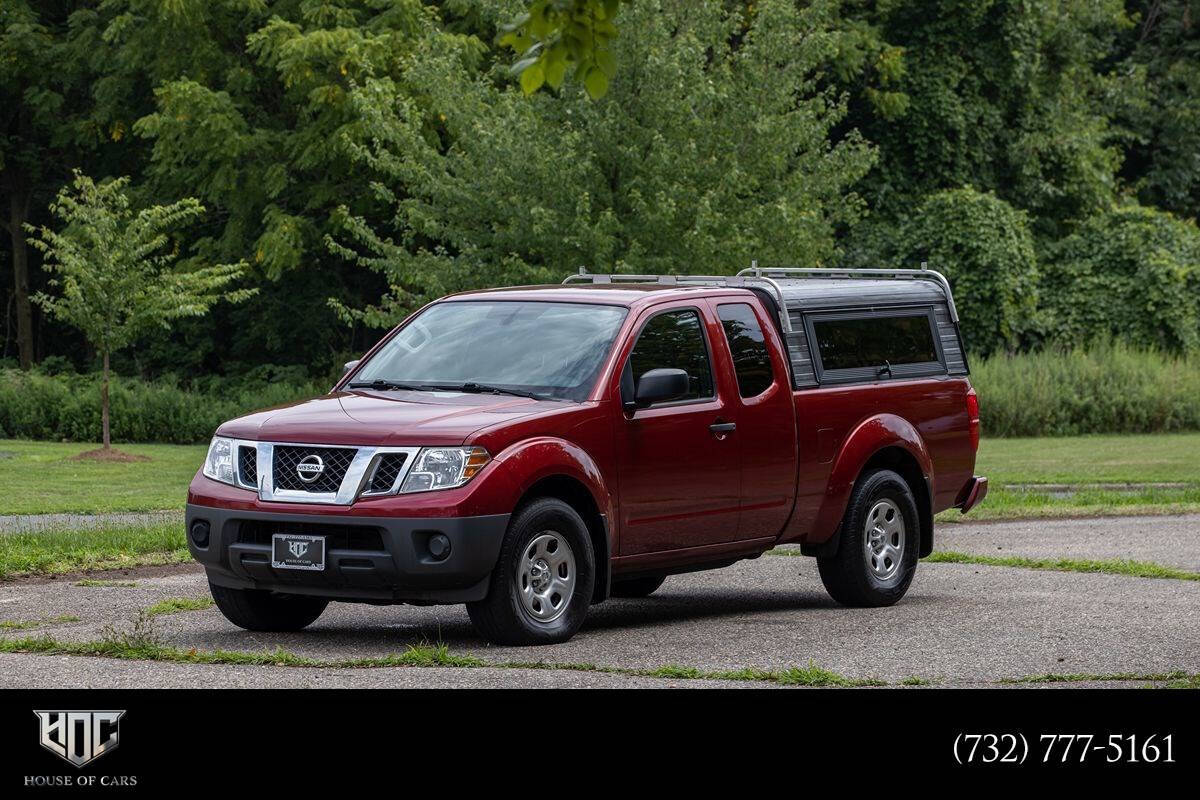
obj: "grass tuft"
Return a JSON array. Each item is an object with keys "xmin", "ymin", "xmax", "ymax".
[
  {"xmin": 144, "ymin": 596, "xmax": 214, "ymax": 617},
  {"xmin": 1002, "ymin": 671, "xmax": 1197, "ymax": 686},
  {"xmin": 924, "ymin": 551, "xmax": 1200, "ymax": 581},
  {"xmin": 900, "ymin": 676, "xmax": 934, "ymax": 686},
  {"xmin": 75, "ymin": 579, "xmax": 139, "ymax": 588},
  {"xmin": 0, "ymin": 615, "xmax": 80, "ymax": 630}
]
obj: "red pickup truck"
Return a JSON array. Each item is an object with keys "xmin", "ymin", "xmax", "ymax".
[{"xmin": 187, "ymin": 268, "xmax": 986, "ymax": 645}]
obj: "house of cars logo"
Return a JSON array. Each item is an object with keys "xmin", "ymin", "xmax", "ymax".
[
  {"xmin": 295, "ymin": 454, "xmax": 325, "ymax": 483},
  {"xmin": 33, "ymin": 711, "xmax": 124, "ymax": 768},
  {"xmin": 288, "ymin": 539, "xmax": 310, "ymax": 558}
]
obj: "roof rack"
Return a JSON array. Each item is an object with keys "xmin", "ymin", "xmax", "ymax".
[
  {"xmin": 562, "ymin": 269, "xmax": 794, "ymax": 331},
  {"xmin": 736, "ymin": 264, "xmax": 960, "ymax": 323}
]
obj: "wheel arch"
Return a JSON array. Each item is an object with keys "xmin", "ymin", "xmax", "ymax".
[
  {"xmin": 804, "ymin": 414, "xmax": 935, "ymax": 558},
  {"xmin": 515, "ymin": 474, "xmax": 611, "ymax": 604}
]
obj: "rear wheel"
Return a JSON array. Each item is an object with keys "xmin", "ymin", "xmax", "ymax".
[
  {"xmin": 817, "ymin": 469, "xmax": 919, "ymax": 607},
  {"xmin": 467, "ymin": 498, "xmax": 595, "ymax": 646},
  {"xmin": 209, "ymin": 582, "xmax": 328, "ymax": 631},
  {"xmin": 611, "ymin": 575, "xmax": 666, "ymax": 598}
]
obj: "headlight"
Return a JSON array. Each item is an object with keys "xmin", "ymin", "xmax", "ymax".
[
  {"xmin": 400, "ymin": 446, "xmax": 490, "ymax": 493},
  {"xmin": 202, "ymin": 436, "xmax": 236, "ymax": 485}
]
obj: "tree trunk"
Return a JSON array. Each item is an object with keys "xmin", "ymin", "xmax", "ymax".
[
  {"xmin": 101, "ymin": 350, "xmax": 111, "ymax": 450},
  {"xmin": 6, "ymin": 178, "xmax": 34, "ymax": 370}
]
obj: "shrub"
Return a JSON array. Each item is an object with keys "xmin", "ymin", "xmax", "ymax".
[
  {"xmin": 971, "ymin": 341, "xmax": 1200, "ymax": 437},
  {"xmin": 0, "ymin": 370, "xmax": 325, "ymax": 445},
  {"xmin": 1039, "ymin": 204, "xmax": 1200, "ymax": 353},
  {"xmin": 888, "ymin": 187, "xmax": 1039, "ymax": 357}
]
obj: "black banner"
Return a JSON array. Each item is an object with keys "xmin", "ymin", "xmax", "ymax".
[{"xmin": 1, "ymin": 688, "xmax": 1196, "ymax": 789}]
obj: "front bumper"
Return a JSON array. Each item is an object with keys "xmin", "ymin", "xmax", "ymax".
[{"xmin": 186, "ymin": 503, "xmax": 510, "ymax": 604}]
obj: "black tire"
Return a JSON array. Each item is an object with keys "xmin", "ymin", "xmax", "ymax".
[
  {"xmin": 817, "ymin": 469, "xmax": 920, "ymax": 607},
  {"xmin": 209, "ymin": 582, "xmax": 328, "ymax": 632},
  {"xmin": 467, "ymin": 497, "xmax": 595, "ymax": 646},
  {"xmin": 611, "ymin": 575, "xmax": 666, "ymax": 598}
]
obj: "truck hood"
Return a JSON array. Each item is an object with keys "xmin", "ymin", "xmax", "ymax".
[{"xmin": 215, "ymin": 389, "xmax": 570, "ymax": 446}]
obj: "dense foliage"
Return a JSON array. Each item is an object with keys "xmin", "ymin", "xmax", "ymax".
[
  {"xmin": 7, "ymin": 342, "xmax": 1198, "ymax": 442},
  {"xmin": 3, "ymin": 0, "xmax": 1200, "ymax": 381},
  {"xmin": 336, "ymin": 0, "xmax": 874, "ymax": 325},
  {"xmin": 971, "ymin": 341, "xmax": 1200, "ymax": 437},
  {"xmin": 867, "ymin": 187, "xmax": 1039, "ymax": 357},
  {"xmin": 1039, "ymin": 205, "xmax": 1200, "ymax": 352},
  {"xmin": 0, "ymin": 367, "xmax": 324, "ymax": 444}
]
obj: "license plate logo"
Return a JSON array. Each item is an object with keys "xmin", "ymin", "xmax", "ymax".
[{"xmin": 272, "ymin": 534, "xmax": 326, "ymax": 571}]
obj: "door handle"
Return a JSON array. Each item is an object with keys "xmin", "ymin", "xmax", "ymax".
[{"xmin": 709, "ymin": 421, "xmax": 737, "ymax": 435}]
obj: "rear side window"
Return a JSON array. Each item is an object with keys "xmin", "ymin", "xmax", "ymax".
[
  {"xmin": 628, "ymin": 309, "xmax": 714, "ymax": 401},
  {"xmin": 808, "ymin": 310, "xmax": 944, "ymax": 382},
  {"xmin": 717, "ymin": 303, "xmax": 774, "ymax": 397}
]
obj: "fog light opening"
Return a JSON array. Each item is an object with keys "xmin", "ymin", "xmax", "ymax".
[
  {"xmin": 427, "ymin": 533, "xmax": 452, "ymax": 561},
  {"xmin": 190, "ymin": 520, "xmax": 211, "ymax": 548}
]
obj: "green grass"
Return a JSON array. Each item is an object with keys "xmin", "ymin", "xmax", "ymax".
[
  {"xmin": 3, "ymin": 432, "xmax": 1200, "ymax": 521},
  {"xmin": 923, "ymin": 551, "xmax": 1200, "ymax": 581},
  {"xmin": 0, "ymin": 522, "xmax": 188, "ymax": 579},
  {"xmin": 768, "ymin": 546, "xmax": 1200, "ymax": 582},
  {"xmin": 973, "ymin": 433, "xmax": 1200, "ymax": 485},
  {"xmin": 0, "ymin": 622, "xmax": 883, "ymax": 687},
  {"xmin": 940, "ymin": 484, "xmax": 1200, "ymax": 522},
  {"xmin": 0, "ymin": 615, "xmax": 79, "ymax": 630},
  {"xmin": 144, "ymin": 596, "xmax": 214, "ymax": 617},
  {"xmin": 74, "ymin": 579, "xmax": 139, "ymax": 588},
  {"xmin": 935, "ymin": 432, "xmax": 1200, "ymax": 521},
  {"xmin": 0, "ymin": 439, "xmax": 203, "ymax": 515},
  {"xmin": 1002, "ymin": 671, "xmax": 1199, "ymax": 686}
]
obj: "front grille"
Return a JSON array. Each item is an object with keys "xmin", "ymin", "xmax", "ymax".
[
  {"xmin": 367, "ymin": 453, "xmax": 409, "ymax": 494},
  {"xmin": 238, "ymin": 446, "xmax": 258, "ymax": 487},
  {"xmin": 237, "ymin": 520, "xmax": 385, "ymax": 551},
  {"xmin": 272, "ymin": 446, "xmax": 357, "ymax": 493}
]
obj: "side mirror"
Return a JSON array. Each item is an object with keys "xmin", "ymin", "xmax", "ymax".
[
  {"xmin": 342, "ymin": 360, "xmax": 360, "ymax": 377},
  {"xmin": 634, "ymin": 368, "xmax": 690, "ymax": 408}
]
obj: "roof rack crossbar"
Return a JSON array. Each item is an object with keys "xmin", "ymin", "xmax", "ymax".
[
  {"xmin": 735, "ymin": 266, "xmax": 960, "ymax": 323},
  {"xmin": 562, "ymin": 269, "xmax": 794, "ymax": 332}
]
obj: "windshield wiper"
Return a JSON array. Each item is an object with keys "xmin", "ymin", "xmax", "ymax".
[
  {"xmin": 347, "ymin": 379, "xmax": 423, "ymax": 391},
  {"xmin": 424, "ymin": 382, "xmax": 551, "ymax": 401}
]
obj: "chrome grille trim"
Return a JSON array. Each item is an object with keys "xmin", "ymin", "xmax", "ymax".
[{"xmin": 217, "ymin": 439, "xmax": 421, "ymax": 505}]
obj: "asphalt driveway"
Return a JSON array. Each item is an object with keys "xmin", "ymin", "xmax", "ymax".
[{"xmin": 1, "ymin": 514, "xmax": 1197, "ymax": 688}]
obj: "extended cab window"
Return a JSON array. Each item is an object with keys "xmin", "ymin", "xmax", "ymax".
[
  {"xmin": 628, "ymin": 309, "xmax": 714, "ymax": 402},
  {"xmin": 809, "ymin": 309, "xmax": 944, "ymax": 383},
  {"xmin": 717, "ymin": 303, "xmax": 774, "ymax": 397}
]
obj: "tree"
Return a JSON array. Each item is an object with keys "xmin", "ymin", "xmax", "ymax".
[
  {"xmin": 0, "ymin": 1, "xmax": 116, "ymax": 369},
  {"xmin": 106, "ymin": 0, "xmax": 480, "ymax": 373},
  {"xmin": 336, "ymin": 0, "xmax": 876, "ymax": 328},
  {"xmin": 27, "ymin": 172, "xmax": 252, "ymax": 452},
  {"xmin": 500, "ymin": 0, "xmax": 626, "ymax": 98},
  {"xmin": 1112, "ymin": 0, "xmax": 1200, "ymax": 221},
  {"xmin": 1039, "ymin": 204, "xmax": 1200, "ymax": 352},
  {"xmin": 838, "ymin": 0, "xmax": 1129, "ymax": 239},
  {"xmin": 886, "ymin": 187, "xmax": 1040, "ymax": 356}
]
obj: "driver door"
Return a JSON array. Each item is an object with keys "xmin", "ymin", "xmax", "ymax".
[{"xmin": 614, "ymin": 304, "xmax": 742, "ymax": 555}]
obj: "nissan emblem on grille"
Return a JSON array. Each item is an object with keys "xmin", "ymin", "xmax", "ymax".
[{"xmin": 295, "ymin": 454, "xmax": 325, "ymax": 483}]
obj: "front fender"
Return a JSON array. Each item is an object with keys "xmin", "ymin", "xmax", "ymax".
[
  {"xmin": 808, "ymin": 414, "xmax": 933, "ymax": 545},
  {"xmin": 476, "ymin": 436, "xmax": 614, "ymax": 527}
]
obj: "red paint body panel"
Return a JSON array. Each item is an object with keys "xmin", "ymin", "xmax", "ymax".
[{"xmin": 193, "ymin": 284, "xmax": 984, "ymax": 581}]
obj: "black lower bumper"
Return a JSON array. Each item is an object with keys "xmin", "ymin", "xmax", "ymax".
[{"xmin": 186, "ymin": 504, "xmax": 510, "ymax": 604}]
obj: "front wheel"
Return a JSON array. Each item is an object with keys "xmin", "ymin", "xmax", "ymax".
[
  {"xmin": 467, "ymin": 498, "xmax": 595, "ymax": 646},
  {"xmin": 209, "ymin": 582, "xmax": 328, "ymax": 631},
  {"xmin": 817, "ymin": 469, "xmax": 919, "ymax": 607}
]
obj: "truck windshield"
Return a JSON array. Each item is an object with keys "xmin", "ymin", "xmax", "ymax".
[{"xmin": 351, "ymin": 301, "xmax": 628, "ymax": 402}]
